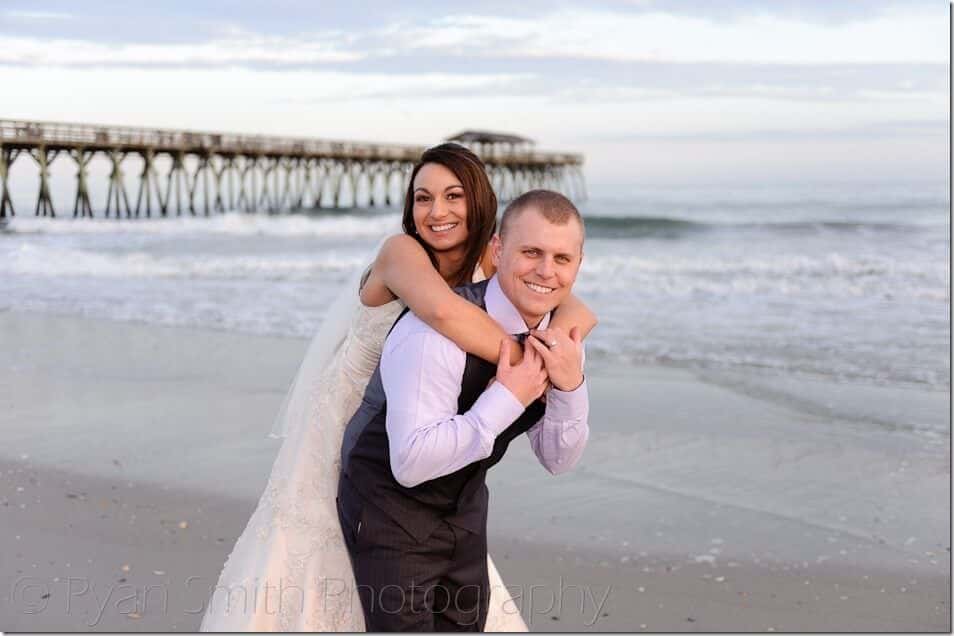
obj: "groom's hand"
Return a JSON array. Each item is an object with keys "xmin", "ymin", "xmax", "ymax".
[
  {"xmin": 495, "ymin": 338, "xmax": 549, "ymax": 407},
  {"xmin": 527, "ymin": 326, "xmax": 584, "ymax": 391}
]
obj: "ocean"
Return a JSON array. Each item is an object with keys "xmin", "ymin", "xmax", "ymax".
[{"xmin": 2, "ymin": 180, "xmax": 949, "ymax": 403}]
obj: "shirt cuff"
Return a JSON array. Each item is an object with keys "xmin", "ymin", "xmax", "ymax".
[
  {"xmin": 469, "ymin": 381, "xmax": 526, "ymax": 437},
  {"xmin": 546, "ymin": 376, "xmax": 589, "ymax": 420}
]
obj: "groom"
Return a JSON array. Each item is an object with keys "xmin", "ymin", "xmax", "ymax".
[{"xmin": 337, "ymin": 189, "xmax": 590, "ymax": 631}]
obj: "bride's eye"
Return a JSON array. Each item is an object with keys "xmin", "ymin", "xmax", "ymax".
[{"xmin": 415, "ymin": 195, "xmax": 431, "ymax": 203}]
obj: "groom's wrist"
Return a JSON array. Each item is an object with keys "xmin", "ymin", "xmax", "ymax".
[
  {"xmin": 545, "ymin": 376, "xmax": 588, "ymax": 419},
  {"xmin": 470, "ymin": 382, "xmax": 526, "ymax": 436},
  {"xmin": 552, "ymin": 373, "xmax": 585, "ymax": 393}
]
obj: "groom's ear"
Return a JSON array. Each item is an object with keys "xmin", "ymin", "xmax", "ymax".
[{"xmin": 491, "ymin": 234, "xmax": 502, "ymax": 267}]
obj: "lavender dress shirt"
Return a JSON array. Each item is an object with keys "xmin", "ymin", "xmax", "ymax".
[{"xmin": 379, "ymin": 275, "xmax": 589, "ymax": 488}]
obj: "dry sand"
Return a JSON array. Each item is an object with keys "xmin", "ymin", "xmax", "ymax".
[{"xmin": 0, "ymin": 310, "xmax": 949, "ymax": 631}]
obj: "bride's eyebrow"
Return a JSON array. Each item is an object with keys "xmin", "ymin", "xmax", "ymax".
[{"xmin": 414, "ymin": 184, "xmax": 462, "ymax": 195}]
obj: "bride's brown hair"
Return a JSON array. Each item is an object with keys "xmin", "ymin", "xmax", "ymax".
[{"xmin": 401, "ymin": 143, "xmax": 498, "ymax": 287}]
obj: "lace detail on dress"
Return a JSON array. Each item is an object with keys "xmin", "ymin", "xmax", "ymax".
[{"xmin": 200, "ymin": 265, "xmax": 528, "ymax": 632}]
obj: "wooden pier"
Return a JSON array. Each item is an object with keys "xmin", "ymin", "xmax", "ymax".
[{"xmin": 0, "ymin": 119, "xmax": 585, "ymax": 219}]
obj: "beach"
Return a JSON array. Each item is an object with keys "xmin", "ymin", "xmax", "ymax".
[
  {"xmin": 1, "ymin": 0, "xmax": 949, "ymax": 630},
  {"xmin": 1, "ymin": 309, "xmax": 948, "ymax": 631}
]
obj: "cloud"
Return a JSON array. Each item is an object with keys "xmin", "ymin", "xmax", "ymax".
[
  {"xmin": 575, "ymin": 119, "xmax": 948, "ymax": 143},
  {"xmin": 0, "ymin": 12, "xmax": 944, "ymax": 107},
  {"xmin": 3, "ymin": 9, "xmax": 73, "ymax": 21},
  {"xmin": 0, "ymin": 4, "xmax": 945, "ymax": 69},
  {"xmin": 0, "ymin": 33, "xmax": 362, "ymax": 66},
  {"xmin": 595, "ymin": 0, "xmax": 940, "ymax": 27},
  {"xmin": 399, "ymin": 8, "xmax": 945, "ymax": 64},
  {"xmin": 266, "ymin": 72, "xmax": 538, "ymax": 104}
]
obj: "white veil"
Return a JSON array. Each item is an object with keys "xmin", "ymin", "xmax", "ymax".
[{"xmin": 268, "ymin": 218, "xmax": 401, "ymax": 439}]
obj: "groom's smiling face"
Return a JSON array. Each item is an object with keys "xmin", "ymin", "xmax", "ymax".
[{"xmin": 492, "ymin": 206, "xmax": 584, "ymax": 329}]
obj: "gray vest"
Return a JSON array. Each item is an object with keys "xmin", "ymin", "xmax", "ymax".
[{"xmin": 340, "ymin": 279, "xmax": 545, "ymax": 543}]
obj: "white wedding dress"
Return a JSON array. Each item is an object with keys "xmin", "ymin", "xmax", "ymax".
[{"xmin": 199, "ymin": 263, "xmax": 528, "ymax": 632}]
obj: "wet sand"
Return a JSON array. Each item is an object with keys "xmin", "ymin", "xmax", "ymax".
[{"xmin": 0, "ymin": 310, "xmax": 949, "ymax": 631}]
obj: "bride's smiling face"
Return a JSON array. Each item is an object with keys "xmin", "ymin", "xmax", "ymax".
[{"xmin": 411, "ymin": 163, "xmax": 469, "ymax": 253}]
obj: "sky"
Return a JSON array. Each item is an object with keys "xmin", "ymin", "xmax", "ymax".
[{"xmin": 0, "ymin": 0, "xmax": 948, "ymax": 187}]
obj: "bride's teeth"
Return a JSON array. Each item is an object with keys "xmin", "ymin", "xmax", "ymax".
[{"xmin": 430, "ymin": 223, "xmax": 457, "ymax": 232}]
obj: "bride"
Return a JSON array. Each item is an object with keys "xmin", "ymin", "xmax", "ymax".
[{"xmin": 199, "ymin": 143, "xmax": 596, "ymax": 631}]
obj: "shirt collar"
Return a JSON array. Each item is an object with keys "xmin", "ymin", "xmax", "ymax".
[{"xmin": 485, "ymin": 274, "xmax": 552, "ymax": 335}]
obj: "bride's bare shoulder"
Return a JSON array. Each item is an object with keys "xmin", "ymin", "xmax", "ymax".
[
  {"xmin": 380, "ymin": 233, "xmax": 426, "ymax": 257},
  {"xmin": 359, "ymin": 234, "xmax": 418, "ymax": 307}
]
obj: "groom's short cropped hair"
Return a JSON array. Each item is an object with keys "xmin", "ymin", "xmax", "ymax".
[{"xmin": 499, "ymin": 189, "xmax": 585, "ymax": 242}]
